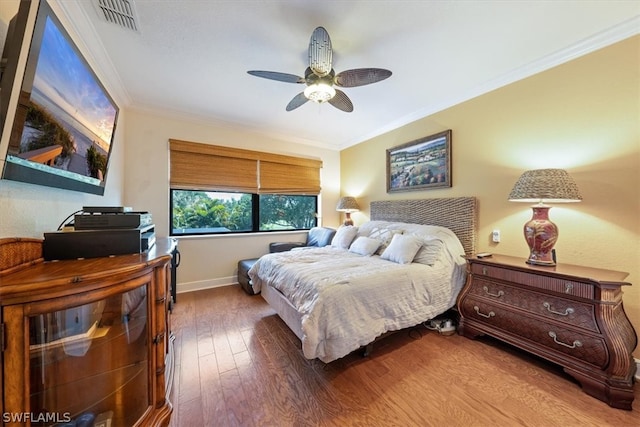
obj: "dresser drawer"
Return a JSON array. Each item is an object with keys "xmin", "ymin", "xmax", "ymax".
[
  {"xmin": 468, "ymin": 277, "xmax": 600, "ymax": 333},
  {"xmin": 460, "ymin": 296, "xmax": 608, "ymax": 368},
  {"xmin": 470, "ymin": 263, "xmax": 594, "ymax": 299}
]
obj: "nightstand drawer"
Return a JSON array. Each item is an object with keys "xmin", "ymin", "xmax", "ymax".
[
  {"xmin": 468, "ymin": 277, "xmax": 599, "ymax": 333},
  {"xmin": 460, "ymin": 297, "xmax": 608, "ymax": 368},
  {"xmin": 470, "ymin": 263, "xmax": 594, "ymax": 299}
]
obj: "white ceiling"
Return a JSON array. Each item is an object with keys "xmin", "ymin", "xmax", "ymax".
[{"xmin": 55, "ymin": 0, "xmax": 640, "ymax": 151}]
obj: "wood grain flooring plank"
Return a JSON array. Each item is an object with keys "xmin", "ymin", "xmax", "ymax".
[
  {"xmin": 198, "ymin": 352, "xmax": 229, "ymax": 427},
  {"xmin": 240, "ymin": 327, "xmax": 300, "ymax": 425},
  {"xmin": 177, "ymin": 324, "xmax": 202, "ymax": 404},
  {"xmin": 168, "ymin": 357, "xmax": 181, "ymax": 427},
  {"xmin": 252, "ymin": 319, "xmax": 327, "ymax": 426},
  {"xmin": 239, "ymin": 322, "xmax": 309, "ymax": 424},
  {"xmin": 196, "ymin": 329, "xmax": 215, "ymax": 357},
  {"xmin": 219, "ymin": 368, "xmax": 254, "ymax": 427},
  {"xmin": 209, "ymin": 330, "xmax": 235, "ymax": 374},
  {"xmin": 233, "ymin": 349, "xmax": 278, "ymax": 427},
  {"xmin": 226, "ymin": 328, "xmax": 248, "ymax": 355},
  {"xmin": 174, "ymin": 396, "xmax": 204, "ymax": 427},
  {"xmin": 261, "ymin": 314, "xmax": 351, "ymax": 425}
]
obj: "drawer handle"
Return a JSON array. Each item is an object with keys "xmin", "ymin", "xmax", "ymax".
[
  {"xmin": 473, "ymin": 306, "xmax": 495, "ymax": 319},
  {"xmin": 548, "ymin": 331, "xmax": 582, "ymax": 349},
  {"xmin": 543, "ymin": 302, "xmax": 574, "ymax": 316},
  {"xmin": 483, "ymin": 286, "xmax": 504, "ymax": 298}
]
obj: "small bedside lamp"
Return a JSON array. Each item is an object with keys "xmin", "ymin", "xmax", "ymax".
[
  {"xmin": 508, "ymin": 169, "xmax": 582, "ymax": 266},
  {"xmin": 336, "ymin": 196, "xmax": 360, "ymax": 226}
]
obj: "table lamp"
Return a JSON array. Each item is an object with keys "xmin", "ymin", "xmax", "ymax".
[
  {"xmin": 336, "ymin": 196, "xmax": 360, "ymax": 226},
  {"xmin": 508, "ymin": 169, "xmax": 582, "ymax": 266}
]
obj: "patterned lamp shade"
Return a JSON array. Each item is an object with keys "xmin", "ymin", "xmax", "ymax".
[
  {"xmin": 508, "ymin": 169, "xmax": 582, "ymax": 266},
  {"xmin": 336, "ymin": 196, "xmax": 360, "ymax": 212},
  {"xmin": 508, "ymin": 169, "xmax": 582, "ymax": 203},
  {"xmin": 336, "ymin": 197, "xmax": 360, "ymax": 226}
]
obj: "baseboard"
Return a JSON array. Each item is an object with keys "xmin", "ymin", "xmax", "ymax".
[
  {"xmin": 635, "ymin": 358, "xmax": 640, "ymax": 381},
  {"xmin": 176, "ymin": 276, "xmax": 236, "ymax": 294}
]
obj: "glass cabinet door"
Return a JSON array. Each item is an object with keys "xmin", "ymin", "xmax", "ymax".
[{"xmin": 28, "ymin": 284, "xmax": 149, "ymax": 426}]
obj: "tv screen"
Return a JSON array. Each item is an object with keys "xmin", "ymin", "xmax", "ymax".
[{"xmin": 0, "ymin": 0, "xmax": 118, "ymax": 195}]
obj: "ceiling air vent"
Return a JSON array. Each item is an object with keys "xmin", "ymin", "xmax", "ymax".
[{"xmin": 93, "ymin": 0, "xmax": 139, "ymax": 32}]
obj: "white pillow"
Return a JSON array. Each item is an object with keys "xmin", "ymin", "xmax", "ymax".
[
  {"xmin": 413, "ymin": 239, "xmax": 445, "ymax": 265},
  {"xmin": 381, "ymin": 234, "xmax": 422, "ymax": 264},
  {"xmin": 368, "ymin": 227, "xmax": 402, "ymax": 255},
  {"xmin": 349, "ymin": 236, "xmax": 381, "ymax": 256},
  {"xmin": 331, "ymin": 226, "xmax": 359, "ymax": 249}
]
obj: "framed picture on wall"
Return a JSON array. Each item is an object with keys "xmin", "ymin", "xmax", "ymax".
[{"xmin": 386, "ymin": 130, "xmax": 452, "ymax": 193}]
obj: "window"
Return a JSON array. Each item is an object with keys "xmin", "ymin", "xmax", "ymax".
[
  {"xmin": 168, "ymin": 139, "xmax": 322, "ymax": 236},
  {"xmin": 170, "ymin": 190, "xmax": 317, "ymax": 235}
]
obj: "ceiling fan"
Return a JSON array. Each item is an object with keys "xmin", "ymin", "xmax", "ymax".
[{"xmin": 247, "ymin": 26, "xmax": 392, "ymax": 112}]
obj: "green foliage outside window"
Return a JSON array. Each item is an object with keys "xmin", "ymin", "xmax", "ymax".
[
  {"xmin": 171, "ymin": 190, "xmax": 316, "ymax": 235},
  {"xmin": 259, "ymin": 195, "xmax": 317, "ymax": 230}
]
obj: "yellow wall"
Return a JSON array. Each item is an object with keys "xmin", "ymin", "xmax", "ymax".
[{"xmin": 341, "ymin": 35, "xmax": 640, "ymax": 356}]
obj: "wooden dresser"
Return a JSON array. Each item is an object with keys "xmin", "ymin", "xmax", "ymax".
[
  {"xmin": 457, "ymin": 254, "xmax": 637, "ymax": 410},
  {"xmin": 0, "ymin": 237, "xmax": 177, "ymax": 426}
]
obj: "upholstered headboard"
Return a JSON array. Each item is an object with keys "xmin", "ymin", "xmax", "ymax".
[{"xmin": 370, "ymin": 197, "xmax": 477, "ymax": 255}]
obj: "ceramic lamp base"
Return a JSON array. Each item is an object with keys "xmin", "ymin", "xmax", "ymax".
[
  {"xmin": 523, "ymin": 205, "xmax": 558, "ymax": 266},
  {"xmin": 343, "ymin": 212, "xmax": 354, "ymax": 226}
]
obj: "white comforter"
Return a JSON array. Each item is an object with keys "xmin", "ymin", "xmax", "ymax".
[{"xmin": 249, "ymin": 227, "xmax": 467, "ymax": 362}]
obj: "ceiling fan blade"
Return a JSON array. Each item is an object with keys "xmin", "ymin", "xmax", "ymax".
[
  {"xmin": 286, "ymin": 92, "xmax": 309, "ymax": 111},
  {"xmin": 335, "ymin": 68, "xmax": 392, "ymax": 87},
  {"xmin": 308, "ymin": 26, "xmax": 332, "ymax": 77},
  {"xmin": 328, "ymin": 89, "xmax": 353, "ymax": 112},
  {"xmin": 247, "ymin": 70, "xmax": 305, "ymax": 84}
]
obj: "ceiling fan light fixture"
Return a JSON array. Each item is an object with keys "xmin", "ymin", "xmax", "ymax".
[
  {"xmin": 304, "ymin": 83, "xmax": 336, "ymax": 103},
  {"xmin": 247, "ymin": 27, "xmax": 391, "ymax": 111}
]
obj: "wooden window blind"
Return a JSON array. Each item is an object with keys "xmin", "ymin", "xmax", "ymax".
[
  {"xmin": 259, "ymin": 161, "xmax": 320, "ymax": 194},
  {"xmin": 169, "ymin": 140, "xmax": 258, "ymax": 192},
  {"xmin": 169, "ymin": 139, "xmax": 322, "ymax": 194}
]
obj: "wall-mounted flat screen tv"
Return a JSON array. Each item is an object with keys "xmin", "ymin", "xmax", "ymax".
[{"xmin": 0, "ymin": 0, "xmax": 118, "ymax": 195}]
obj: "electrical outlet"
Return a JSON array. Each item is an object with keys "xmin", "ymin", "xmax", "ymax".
[{"xmin": 492, "ymin": 229, "xmax": 501, "ymax": 243}]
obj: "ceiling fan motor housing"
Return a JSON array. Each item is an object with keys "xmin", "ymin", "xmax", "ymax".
[{"xmin": 304, "ymin": 68, "xmax": 336, "ymax": 103}]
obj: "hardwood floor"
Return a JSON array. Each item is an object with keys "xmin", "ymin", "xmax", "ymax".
[{"xmin": 168, "ymin": 285, "xmax": 639, "ymax": 427}]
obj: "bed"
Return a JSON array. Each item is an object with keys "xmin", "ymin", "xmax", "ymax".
[{"xmin": 249, "ymin": 197, "xmax": 477, "ymax": 363}]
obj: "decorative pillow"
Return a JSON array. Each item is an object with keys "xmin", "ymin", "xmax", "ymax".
[
  {"xmin": 368, "ymin": 227, "xmax": 402, "ymax": 255},
  {"xmin": 349, "ymin": 236, "xmax": 382, "ymax": 256},
  {"xmin": 380, "ymin": 234, "xmax": 422, "ymax": 264},
  {"xmin": 331, "ymin": 226, "xmax": 359, "ymax": 249},
  {"xmin": 413, "ymin": 239, "xmax": 445, "ymax": 266}
]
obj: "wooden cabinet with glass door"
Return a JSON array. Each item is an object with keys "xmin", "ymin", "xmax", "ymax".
[{"xmin": 0, "ymin": 237, "xmax": 177, "ymax": 426}]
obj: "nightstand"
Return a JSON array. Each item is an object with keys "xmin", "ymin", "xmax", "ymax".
[{"xmin": 457, "ymin": 254, "xmax": 637, "ymax": 410}]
